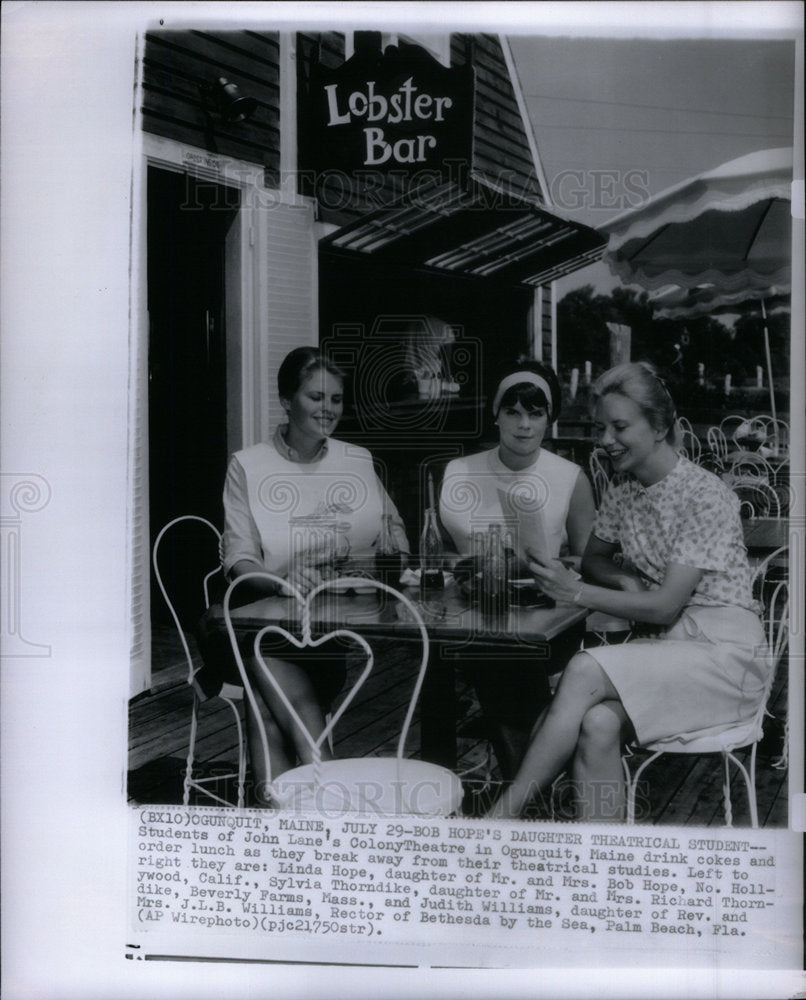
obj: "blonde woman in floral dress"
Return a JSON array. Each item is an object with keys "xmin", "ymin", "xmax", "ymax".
[{"xmin": 489, "ymin": 362, "xmax": 766, "ymax": 822}]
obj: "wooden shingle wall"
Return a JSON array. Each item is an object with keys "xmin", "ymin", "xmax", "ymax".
[
  {"xmin": 142, "ymin": 30, "xmax": 282, "ymax": 181},
  {"xmin": 452, "ymin": 33, "xmax": 544, "ymax": 203}
]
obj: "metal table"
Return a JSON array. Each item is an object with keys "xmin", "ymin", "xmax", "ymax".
[{"xmin": 215, "ymin": 582, "xmax": 588, "ymax": 769}]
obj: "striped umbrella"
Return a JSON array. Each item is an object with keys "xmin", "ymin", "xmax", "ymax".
[{"xmin": 602, "ymin": 149, "xmax": 793, "ymax": 421}]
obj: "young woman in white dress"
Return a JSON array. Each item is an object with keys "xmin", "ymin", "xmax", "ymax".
[
  {"xmin": 439, "ymin": 359, "xmax": 595, "ymax": 777},
  {"xmin": 197, "ymin": 347, "xmax": 408, "ymax": 802}
]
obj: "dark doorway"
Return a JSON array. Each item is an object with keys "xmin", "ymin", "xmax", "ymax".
[
  {"xmin": 318, "ymin": 248, "xmax": 533, "ymax": 543},
  {"xmin": 147, "ymin": 167, "xmax": 239, "ymax": 624}
]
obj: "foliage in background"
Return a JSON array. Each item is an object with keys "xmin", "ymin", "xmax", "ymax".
[{"xmin": 557, "ymin": 286, "xmax": 790, "ymax": 388}]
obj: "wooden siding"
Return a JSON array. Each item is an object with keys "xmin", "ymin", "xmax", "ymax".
[
  {"xmin": 296, "ymin": 31, "xmax": 346, "ymax": 77},
  {"xmin": 452, "ymin": 34, "xmax": 543, "ymax": 203},
  {"xmin": 142, "ymin": 30, "xmax": 282, "ymax": 181},
  {"xmin": 541, "ymin": 284, "xmax": 554, "ymax": 366}
]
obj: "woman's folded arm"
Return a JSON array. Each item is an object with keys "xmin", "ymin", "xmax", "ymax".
[
  {"xmin": 581, "ymin": 533, "xmax": 648, "ymax": 592},
  {"xmin": 577, "ymin": 561, "xmax": 702, "ymax": 626}
]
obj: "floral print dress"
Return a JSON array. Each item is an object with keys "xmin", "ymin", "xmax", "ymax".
[{"xmin": 584, "ymin": 457, "xmax": 768, "ymax": 748}]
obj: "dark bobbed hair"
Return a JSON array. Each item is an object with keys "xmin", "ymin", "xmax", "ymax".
[
  {"xmin": 492, "ymin": 357, "xmax": 562, "ymax": 423},
  {"xmin": 277, "ymin": 346, "xmax": 346, "ymax": 401},
  {"xmin": 590, "ymin": 361, "xmax": 680, "ymax": 446}
]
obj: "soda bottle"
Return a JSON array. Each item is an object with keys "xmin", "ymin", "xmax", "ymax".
[
  {"xmin": 470, "ymin": 528, "xmax": 486, "ymax": 602},
  {"xmin": 420, "ymin": 507, "xmax": 444, "ymax": 591},
  {"xmin": 481, "ymin": 522, "xmax": 507, "ymax": 615}
]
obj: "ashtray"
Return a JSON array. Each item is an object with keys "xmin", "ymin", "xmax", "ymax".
[{"xmin": 508, "ymin": 579, "xmax": 555, "ymax": 609}]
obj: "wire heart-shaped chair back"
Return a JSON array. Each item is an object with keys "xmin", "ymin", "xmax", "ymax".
[
  {"xmin": 588, "ymin": 449, "xmax": 613, "ymax": 508},
  {"xmin": 152, "ymin": 515, "xmax": 246, "ymax": 807},
  {"xmin": 223, "ymin": 572, "xmax": 463, "ymax": 815}
]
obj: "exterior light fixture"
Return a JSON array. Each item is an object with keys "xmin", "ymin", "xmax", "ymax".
[
  {"xmin": 200, "ymin": 77, "xmax": 258, "ymax": 124},
  {"xmin": 211, "ymin": 77, "xmax": 258, "ymax": 123}
]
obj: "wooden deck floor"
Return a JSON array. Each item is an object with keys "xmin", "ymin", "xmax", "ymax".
[{"xmin": 128, "ymin": 626, "xmax": 789, "ymax": 826}]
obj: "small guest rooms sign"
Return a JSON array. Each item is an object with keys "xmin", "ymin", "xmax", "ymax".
[{"xmin": 305, "ymin": 44, "xmax": 474, "ymax": 179}]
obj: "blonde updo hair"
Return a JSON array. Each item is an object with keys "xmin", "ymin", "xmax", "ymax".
[{"xmin": 590, "ymin": 362, "xmax": 682, "ymax": 448}]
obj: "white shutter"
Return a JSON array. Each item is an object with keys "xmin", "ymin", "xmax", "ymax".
[
  {"xmin": 127, "ymin": 154, "xmax": 318, "ymax": 695},
  {"xmin": 248, "ymin": 198, "xmax": 318, "ymax": 444},
  {"xmin": 128, "ymin": 137, "xmax": 152, "ymax": 697},
  {"xmin": 127, "ymin": 308, "xmax": 151, "ymax": 697}
]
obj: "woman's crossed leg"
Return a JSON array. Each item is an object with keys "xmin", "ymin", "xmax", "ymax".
[{"xmin": 488, "ymin": 651, "xmax": 631, "ymax": 820}]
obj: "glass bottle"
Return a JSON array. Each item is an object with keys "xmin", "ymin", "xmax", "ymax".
[
  {"xmin": 420, "ymin": 507, "xmax": 444, "ymax": 591},
  {"xmin": 481, "ymin": 522, "xmax": 507, "ymax": 615},
  {"xmin": 470, "ymin": 528, "xmax": 486, "ymax": 602}
]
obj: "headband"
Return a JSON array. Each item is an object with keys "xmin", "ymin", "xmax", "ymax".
[
  {"xmin": 654, "ymin": 372, "xmax": 675, "ymax": 403},
  {"xmin": 492, "ymin": 371, "xmax": 554, "ymax": 417}
]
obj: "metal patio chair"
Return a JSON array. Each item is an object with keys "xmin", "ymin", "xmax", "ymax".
[
  {"xmin": 589, "ymin": 449, "xmax": 613, "ymax": 508},
  {"xmin": 152, "ymin": 515, "xmax": 246, "ymax": 807},
  {"xmin": 624, "ymin": 546, "xmax": 789, "ymax": 827},
  {"xmin": 223, "ymin": 571, "xmax": 464, "ymax": 815}
]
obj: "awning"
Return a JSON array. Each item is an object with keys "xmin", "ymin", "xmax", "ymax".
[{"xmin": 319, "ymin": 173, "xmax": 606, "ymax": 286}]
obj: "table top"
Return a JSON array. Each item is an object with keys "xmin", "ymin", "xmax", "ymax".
[
  {"xmin": 734, "ymin": 434, "xmax": 767, "ymax": 451},
  {"xmin": 219, "ymin": 581, "xmax": 588, "ymax": 648},
  {"xmin": 742, "ymin": 517, "xmax": 789, "ymax": 554}
]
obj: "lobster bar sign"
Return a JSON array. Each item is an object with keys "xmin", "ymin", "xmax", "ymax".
[
  {"xmin": 305, "ymin": 45, "xmax": 474, "ymax": 178},
  {"xmin": 325, "ymin": 78, "xmax": 456, "ymax": 164}
]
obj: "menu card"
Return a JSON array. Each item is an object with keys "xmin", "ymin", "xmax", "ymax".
[{"xmin": 496, "ymin": 483, "xmax": 551, "ymax": 566}]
